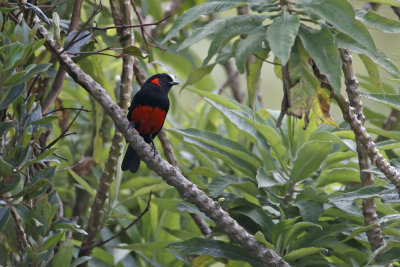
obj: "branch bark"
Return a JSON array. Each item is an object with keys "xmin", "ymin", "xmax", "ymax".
[
  {"xmin": 331, "ymin": 54, "xmax": 400, "ymax": 196},
  {"xmin": 339, "ymin": 49, "xmax": 384, "ymax": 252},
  {"xmin": 32, "ymin": 16, "xmax": 289, "ymax": 267}
]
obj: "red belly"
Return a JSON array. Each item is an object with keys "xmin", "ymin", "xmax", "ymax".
[{"xmin": 130, "ymin": 105, "xmax": 166, "ymax": 136}]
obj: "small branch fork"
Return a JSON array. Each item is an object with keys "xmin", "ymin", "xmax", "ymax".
[{"xmin": 82, "ymin": 192, "xmax": 152, "ymax": 251}]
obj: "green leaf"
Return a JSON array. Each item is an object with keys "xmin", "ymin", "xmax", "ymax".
[
  {"xmin": 31, "ymin": 115, "xmax": 59, "ymax": 126},
  {"xmin": 0, "ymin": 122, "xmax": 14, "ymax": 137},
  {"xmin": 357, "ymin": 0, "xmax": 400, "ymax": 7},
  {"xmin": 52, "ymin": 239, "xmax": 73, "ymax": 267},
  {"xmin": 293, "ymin": 200, "xmax": 323, "ymax": 223},
  {"xmin": 169, "ymin": 238, "xmax": 262, "ymax": 266},
  {"xmin": 202, "ymin": 15, "xmax": 267, "ymax": 65},
  {"xmin": 208, "ymin": 176, "xmax": 252, "ymax": 197},
  {"xmin": 110, "ymin": 241, "xmax": 174, "ymax": 252},
  {"xmin": 67, "ymin": 169, "xmax": 95, "ymax": 197},
  {"xmin": 123, "ymin": 45, "xmax": 148, "ymax": 58},
  {"xmin": 329, "ymin": 185, "xmax": 395, "ymax": 216},
  {"xmin": 335, "ymin": 33, "xmax": 400, "ymax": 77},
  {"xmin": 70, "ymin": 256, "xmax": 92, "ymax": 267},
  {"xmin": 247, "ymin": 50, "xmax": 269, "ymax": 109},
  {"xmin": 367, "ymin": 127, "xmax": 400, "ymax": 142},
  {"xmin": 355, "ymin": 9, "xmax": 400, "ymax": 33},
  {"xmin": 283, "ymin": 247, "xmax": 324, "ymax": 262},
  {"xmin": 266, "ymin": 10, "xmax": 300, "ymax": 66},
  {"xmin": 0, "ymin": 7, "xmax": 19, "ymax": 12},
  {"xmin": 9, "ymin": 178, "xmax": 49, "ymax": 200},
  {"xmin": 292, "ymin": 141, "xmax": 333, "ymax": 182},
  {"xmin": 360, "ymin": 92, "xmax": 400, "ymax": 111},
  {"xmin": 284, "ymin": 222, "xmax": 322, "ymax": 249},
  {"xmin": 254, "ymin": 231, "xmax": 275, "ymax": 250},
  {"xmin": 182, "ymin": 64, "xmax": 216, "ymax": 89},
  {"xmin": 359, "ymin": 54, "xmax": 383, "ymax": 94},
  {"xmin": 178, "ymin": 15, "xmax": 267, "ymax": 51},
  {"xmin": 3, "ymin": 72, "xmax": 26, "ymax": 87},
  {"xmin": 317, "ymin": 167, "xmax": 360, "ymax": 186},
  {"xmin": 0, "ymin": 83, "xmax": 24, "ymax": 110},
  {"xmin": 51, "ymin": 218, "xmax": 87, "ymax": 235},
  {"xmin": 287, "ymin": 40, "xmax": 319, "ymax": 116},
  {"xmin": 24, "ymin": 63, "xmax": 52, "ymax": 77},
  {"xmin": 179, "ymin": 135, "xmax": 256, "ymax": 176},
  {"xmin": 340, "ymin": 224, "xmax": 377, "ymax": 243},
  {"xmin": 298, "ymin": 0, "xmax": 376, "ymax": 51},
  {"xmin": 175, "ymin": 202, "xmax": 209, "ymax": 221},
  {"xmin": 162, "ymin": 0, "xmax": 244, "ymax": 43},
  {"xmin": 299, "ymin": 26, "xmax": 342, "ymax": 94},
  {"xmin": 0, "ymin": 207, "xmax": 11, "ymax": 232},
  {"xmin": 42, "ymin": 232, "xmax": 65, "ymax": 250},
  {"xmin": 256, "ymin": 167, "xmax": 281, "ymax": 188},
  {"xmin": 235, "ymin": 26, "xmax": 267, "ymax": 73}
]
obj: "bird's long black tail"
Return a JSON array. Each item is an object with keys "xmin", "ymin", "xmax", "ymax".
[{"xmin": 121, "ymin": 145, "xmax": 141, "ymax": 173}]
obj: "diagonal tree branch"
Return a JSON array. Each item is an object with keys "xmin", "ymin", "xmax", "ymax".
[{"xmin": 32, "ymin": 15, "xmax": 289, "ymax": 267}]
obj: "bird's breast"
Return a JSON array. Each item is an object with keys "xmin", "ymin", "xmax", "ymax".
[{"xmin": 130, "ymin": 105, "xmax": 166, "ymax": 136}]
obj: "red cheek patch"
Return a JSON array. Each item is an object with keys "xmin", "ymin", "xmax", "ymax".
[{"xmin": 151, "ymin": 78, "xmax": 160, "ymax": 87}]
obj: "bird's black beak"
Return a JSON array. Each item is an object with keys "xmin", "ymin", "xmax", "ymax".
[{"xmin": 169, "ymin": 81, "xmax": 179, "ymax": 86}]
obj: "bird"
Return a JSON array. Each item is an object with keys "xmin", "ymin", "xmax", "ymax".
[{"xmin": 121, "ymin": 73, "xmax": 179, "ymax": 173}]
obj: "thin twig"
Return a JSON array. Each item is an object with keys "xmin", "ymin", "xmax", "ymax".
[
  {"xmin": 130, "ymin": 0, "xmax": 150, "ymax": 54},
  {"xmin": 92, "ymin": 15, "xmax": 170, "ymax": 31},
  {"xmin": 44, "ymin": 106, "xmax": 84, "ymax": 149},
  {"xmin": 88, "ymin": 192, "xmax": 152, "ymax": 249},
  {"xmin": 42, "ymin": 107, "xmax": 90, "ymax": 116}
]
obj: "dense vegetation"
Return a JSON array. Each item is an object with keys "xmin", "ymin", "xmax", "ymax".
[{"xmin": 1, "ymin": 0, "xmax": 400, "ymax": 266}]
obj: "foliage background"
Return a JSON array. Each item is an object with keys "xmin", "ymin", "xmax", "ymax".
[{"xmin": 1, "ymin": 0, "xmax": 400, "ymax": 266}]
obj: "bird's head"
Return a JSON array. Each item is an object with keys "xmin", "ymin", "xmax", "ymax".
[{"xmin": 145, "ymin": 73, "xmax": 179, "ymax": 91}]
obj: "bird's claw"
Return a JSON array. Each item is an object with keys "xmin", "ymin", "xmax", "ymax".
[{"xmin": 150, "ymin": 139, "xmax": 159, "ymax": 157}]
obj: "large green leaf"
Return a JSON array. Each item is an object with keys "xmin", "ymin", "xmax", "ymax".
[
  {"xmin": 178, "ymin": 15, "xmax": 267, "ymax": 51},
  {"xmin": 287, "ymin": 40, "xmax": 319, "ymax": 116},
  {"xmin": 266, "ymin": 10, "xmax": 300, "ymax": 66},
  {"xmin": 299, "ymin": 26, "xmax": 342, "ymax": 94},
  {"xmin": 247, "ymin": 49, "xmax": 269, "ymax": 109},
  {"xmin": 52, "ymin": 239, "xmax": 73, "ymax": 267},
  {"xmin": 67, "ymin": 170, "xmax": 95, "ymax": 197},
  {"xmin": 317, "ymin": 167, "xmax": 360, "ymax": 186},
  {"xmin": 298, "ymin": 0, "xmax": 376, "ymax": 51},
  {"xmin": 235, "ymin": 26, "xmax": 267, "ymax": 73},
  {"xmin": 177, "ymin": 134, "xmax": 257, "ymax": 176},
  {"xmin": 292, "ymin": 141, "xmax": 333, "ymax": 182},
  {"xmin": 360, "ymin": 92, "xmax": 400, "ymax": 111},
  {"xmin": 0, "ymin": 83, "xmax": 24, "ymax": 110},
  {"xmin": 208, "ymin": 176, "xmax": 253, "ymax": 197},
  {"xmin": 202, "ymin": 15, "xmax": 267, "ymax": 65},
  {"xmin": 367, "ymin": 127, "xmax": 400, "ymax": 142},
  {"xmin": 173, "ymin": 128, "xmax": 261, "ymax": 166},
  {"xmin": 169, "ymin": 238, "xmax": 262, "ymax": 266},
  {"xmin": 182, "ymin": 64, "xmax": 216, "ymax": 89},
  {"xmin": 355, "ymin": 9, "xmax": 400, "ymax": 33},
  {"xmin": 284, "ymin": 247, "xmax": 324, "ymax": 262},
  {"xmin": 0, "ymin": 207, "xmax": 11, "ymax": 232},
  {"xmin": 329, "ymin": 185, "xmax": 397, "ymax": 215},
  {"xmin": 335, "ymin": 33, "xmax": 400, "ymax": 77},
  {"xmin": 162, "ymin": 0, "xmax": 245, "ymax": 43},
  {"xmin": 359, "ymin": 54, "xmax": 383, "ymax": 94}
]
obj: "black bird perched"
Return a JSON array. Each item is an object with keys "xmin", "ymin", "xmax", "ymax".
[{"xmin": 121, "ymin": 73, "xmax": 179, "ymax": 173}]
